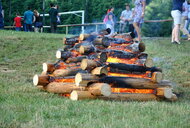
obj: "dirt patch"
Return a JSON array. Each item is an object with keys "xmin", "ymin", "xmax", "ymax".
[{"xmin": 0, "ymin": 67, "xmax": 16, "ymax": 73}]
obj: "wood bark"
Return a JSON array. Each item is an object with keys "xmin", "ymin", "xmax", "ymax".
[
  {"xmin": 88, "ymin": 83, "xmax": 111, "ymax": 96},
  {"xmin": 81, "ymin": 59, "xmax": 103, "ymax": 70},
  {"xmin": 91, "ymin": 66, "xmax": 108, "ymax": 75},
  {"xmin": 75, "ymin": 73, "xmax": 100, "ymax": 87},
  {"xmin": 99, "ymin": 76, "xmax": 165, "ymax": 89},
  {"xmin": 33, "ymin": 74, "xmax": 49, "ymax": 86},
  {"xmin": 52, "ymin": 67, "xmax": 82, "ymax": 77},
  {"xmin": 79, "ymin": 34, "xmax": 91, "ymax": 41},
  {"xmin": 79, "ymin": 45, "xmax": 96, "ymax": 55},
  {"xmin": 70, "ymin": 90, "xmax": 96, "ymax": 100},
  {"xmin": 63, "ymin": 36, "xmax": 79, "ymax": 45},
  {"xmin": 108, "ymin": 63, "xmax": 162, "ymax": 74},
  {"xmin": 44, "ymin": 82, "xmax": 84, "ymax": 94},
  {"xmin": 65, "ymin": 56, "xmax": 87, "ymax": 63},
  {"xmin": 100, "ymin": 93, "xmax": 159, "ymax": 101}
]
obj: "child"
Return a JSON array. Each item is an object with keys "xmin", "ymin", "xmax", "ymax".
[{"xmin": 13, "ymin": 13, "xmax": 22, "ymax": 31}]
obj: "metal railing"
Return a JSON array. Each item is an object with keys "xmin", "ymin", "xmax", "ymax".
[{"xmin": 4, "ymin": 19, "xmax": 173, "ymax": 34}]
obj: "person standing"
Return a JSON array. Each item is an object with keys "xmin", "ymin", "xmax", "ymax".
[
  {"xmin": 33, "ymin": 10, "xmax": 43, "ymax": 33},
  {"xmin": 119, "ymin": 4, "xmax": 134, "ymax": 33},
  {"xmin": 24, "ymin": 7, "xmax": 34, "ymax": 32},
  {"xmin": 171, "ymin": 0, "xmax": 185, "ymax": 44},
  {"xmin": 13, "ymin": 13, "xmax": 22, "ymax": 31},
  {"xmin": 133, "ymin": 0, "xmax": 146, "ymax": 42},
  {"xmin": 105, "ymin": 7, "xmax": 116, "ymax": 36},
  {"xmin": 49, "ymin": 3, "xmax": 58, "ymax": 33},
  {"xmin": 180, "ymin": 1, "xmax": 190, "ymax": 40}
]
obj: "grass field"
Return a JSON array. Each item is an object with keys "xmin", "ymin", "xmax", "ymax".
[{"xmin": 0, "ymin": 30, "xmax": 190, "ymax": 128}]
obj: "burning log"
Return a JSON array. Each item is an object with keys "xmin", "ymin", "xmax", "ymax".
[
  {"xmin": 79, "ymin": 45, "xmax": 96, "ymax": 55},
  {"xmin": 63, "ymin": 36, "xmax": 79, "ymax": 45},
  {"xmin": 88, "ymin": 83, "xmax": 111, "ymax": 96},
  {"xmin": 75, "ymin": 73, "xmax": 100, "ymax": 87},
  {"xmin": 81, "ymin": 59, "xmax": 103, "ymax": 70},
  {"xmin": 99, "ymin": 76, "xmax": 164, "ymax": 89},
  {"xmin": 108, "ymin": 63, "xmax": 162, "ymax": 74},
  {"xmin": 65, "ymin": 56, "xmax": 87, "ymax": 63},
  {"xmin": 70, "ymin": 90, "xmax": 96, "ymax": 100},
  {"xmin": 43, "ymin": 63, "xmax": 55, "ymax": 73},
  {"xmin": 63, "ymin": 45, "xmax": 73, "ymax": 51},
  {"xmin": 56, "ymin": 50, "xmax": 72, "ymax": 60},
  {"xmin": 92, "ymin": 37, "xmax": 110, "ymax": 48},
  {"xmin": 79, "ymin": 34, "xmax": 91, "ymax": 41},
  {"xmin": 33, "ymin": 75, "xmax": 75, "ymax": 86},
  {"xmin": 113, "ymin": 32, "xmax": 136, "ymax": 40},
  {"xmin": 100, "ymin": 50, "xmax": 148, "ymax": 62},
  {"xmin": 91, "ymin": 66, "xmax": 108, "ymax": 75},
  {"xmin": 156, "ymin": 87, "xmax": 173, "ymax": 99},
  {"xmin": 44, "ymin": 82, "xmax": 84, "ymax": 94},
  {"xmin": 100, "ymin": 93, "xmax": 159, "ymax": 101},
  {"xmin": 52, "ymin": 67, "xmax": 82, "ymax": 77},
  {"xmin": 42, "ymin": 62, "xmax": 79, "ymax": 73}
]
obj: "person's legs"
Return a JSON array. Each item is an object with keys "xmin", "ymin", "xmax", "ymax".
[
  {"xmin": 180, "ymin": 16, "xmax": 190, "ymax": 38},
  {"xmin": 54, "ymin": 23, "xmax": 57, "ymax": 33},
  {"xmin": 174, "ymin": 24, "xmax": 180, "ymax": 42},
  {"xmin": 129, "ymin": 24, "xmax": 134, "ymax": 33},
  {"xmin": 50, "ymin": 22, "xmax": 54, "ymax": 33},
  {"xmin": 133, "ymin": 22, "xmax": 141, "ymax": 42}
]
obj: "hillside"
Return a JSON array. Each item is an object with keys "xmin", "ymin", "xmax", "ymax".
[{"xmin": 0, "ymin": 31, "xmax": 190, "ymax": 128}]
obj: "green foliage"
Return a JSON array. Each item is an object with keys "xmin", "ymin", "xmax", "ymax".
[{"xmin": 142, "ymin": 0, "xmax": 172, "ymax": 37}]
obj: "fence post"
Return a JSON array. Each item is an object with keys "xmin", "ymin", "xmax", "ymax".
[
  {"xmin": 66, "ymin": 26, "xmax": 68, "ymax": 35},
  {"xmin": 95, "ymin": 25, "xmax": 98, "ymax": 33}
]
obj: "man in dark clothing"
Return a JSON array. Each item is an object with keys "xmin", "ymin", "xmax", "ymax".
[
  {"xmin": 24, "ymin": 7, "xmax": 34, "ymax": 32},
  {"xmin": 49, "ymin": 3, "xmax": 58, "ymax": 33}
]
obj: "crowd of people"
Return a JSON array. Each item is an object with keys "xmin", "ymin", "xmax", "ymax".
[
  {"xmin": 13, "ymin": 3, "xmax": 60, "ymax": 33},
  {"xmin": 104, "ymin": 0, "xmax": 190, "ymax": 43},
  {"xmin": 11, "ymin": 0, "xmax": 190, "ymax": 43}
]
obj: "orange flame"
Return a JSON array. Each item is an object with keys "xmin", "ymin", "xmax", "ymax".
[
  {"xmin": 54, "ymin": 78, "xmax": 75, "ymax": 83},
  {"xmin": 59, "ymin": 93, "xmax": 70, "ymax": 97},
  {"xmin": 111, "ymin": 88, "xmax": 155, "ymax": 94},
  {"xmin": 108, "ymin": 72, "xmax": 151, "ymax": 79},
  {"xmin": 107, "ymin": 57, "xmax": 139, "ymax": 65}
]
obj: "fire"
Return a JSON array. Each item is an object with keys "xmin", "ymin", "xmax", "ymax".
[
  {"xmin": 108, "ymin": 72, "xmax": 151, "ymax": 79},
  {"xmin": 108, "ymin": 45, "xmax": 132, "ymax": 53},
  {"xmin": 111, "ymin": 88, "xmax": 155, "ymax": 94},
  {"xmin": 59, "ymin": 93, "xmax": 70, "ymax": 97},
  {"xmin": 107, "ymin": 57, "xmax": 139, "ymax": 65},
  {"xmin": 54, "ymin": 78, "xmax": 75, "ymax": 83}
]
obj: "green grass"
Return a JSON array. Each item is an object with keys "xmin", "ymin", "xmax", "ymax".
[{"xmin": 0, "ymin": 30, "xmax": 190, "ymax": 128}]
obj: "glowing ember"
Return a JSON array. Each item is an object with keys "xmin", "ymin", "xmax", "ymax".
[
  {"xmin": 107, "ymin": 57, "xmax": 139, "ymax": 65},
  {"xmin": 111, "ymin": 88, "xmax": 155, "ymax": 94},
  {"xmin": 108, "ymin": 72, "xmax": 151, "ymax": 79}
]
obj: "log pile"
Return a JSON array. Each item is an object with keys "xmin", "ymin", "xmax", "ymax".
[{"xmin": 33, "ymin": 30, "xmax": 177, "ymax": 102}]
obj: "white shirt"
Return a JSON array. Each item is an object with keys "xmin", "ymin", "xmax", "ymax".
[
  {"xmin": 120, "ymin": 10, "xmax": 132, "ymax": 24},
  {"xmin": 182, "ymin": 1, "xmax": 188, "ymax": 16},
  {"xmin": 188, "ymin": 4, "xmax": 190, "ymax": 18}
]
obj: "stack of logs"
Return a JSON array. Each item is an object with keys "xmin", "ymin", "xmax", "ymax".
[{"xmin": 33, "ymin": 30, "xmax": 177, "ymax": 101}]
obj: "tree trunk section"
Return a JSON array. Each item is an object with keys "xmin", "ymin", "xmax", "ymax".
[{"xmin": 70, "ymin": 90, "xmax": 96, "ymax": 100}]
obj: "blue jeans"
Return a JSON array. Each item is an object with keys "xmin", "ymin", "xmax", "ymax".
[{"xmin": 15, "ymin": 27, "xmax": 21, "ymax": 31}]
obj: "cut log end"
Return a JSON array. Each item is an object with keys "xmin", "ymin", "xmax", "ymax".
[
  {"xmin": 81, "ymin": 59, "xmax": 88, "ymax": 70},
  {"xmin": 139, "ymin": 42, "xmax": 146, "ymax": 52},
  {"xmin": 56, "ymin": 50, "xmax": 61, "ymax": 59},
  {"xmin": 88, "ymin": 83, "xmax": 111, "ymax": 96},
  {"xmin": 156, "ymin": 87, "xmax": 173, "ymax": 99},
  {"xmin": 152, "ymin": 72, "xmax": 163, "ymax": 83},
  {"xmin": 42, "ymin": 63, "xmax": 55, "ymax": 73},
  {"xmin": 145, "ymin": 58, "xmax": 153, "ymax": 68},
  {"xmin": 79, "ymin": 34, "xmax": 90, "ymax": 41},
  {"xmin": 91, "ymin": 67, "xmax": 108, "ymax": 75},
  {"xmin": 75, "ymin": 73, "xmax": 82, "ymax": 86},
  {"xmin": 33, "ymin": 74, "xmax": 49, "ymax": 86},
  {"xmin": 79, "ymin": 46, "xmax": 85, "ymax": 54},
  {"xmin": 63, "ymin": 37, "xmax": 66, "ymax": 44}
]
